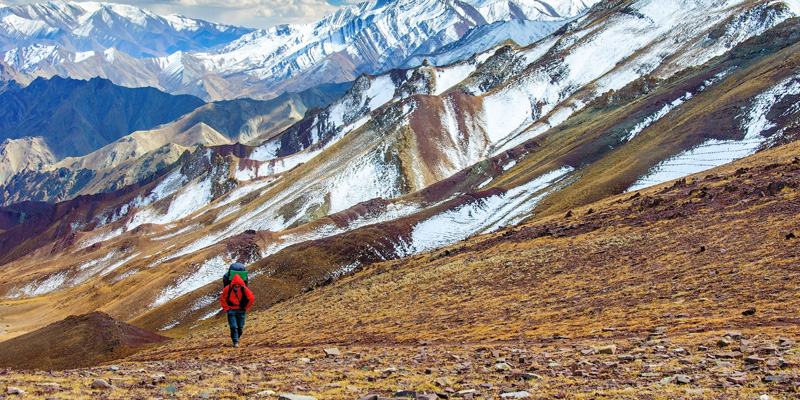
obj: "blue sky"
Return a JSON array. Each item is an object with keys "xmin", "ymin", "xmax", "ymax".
[{"xmin": 0, "ymin": 0, "xmax": 363, "ymax": 29}]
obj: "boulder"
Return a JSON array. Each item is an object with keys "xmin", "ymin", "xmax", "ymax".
[
  {"xmin": 279, "ymin": 395, "xmax": 318, "ymax": 400},
  {"xmin": 323, "ymin": 348, "xmax": 341, "ymax": 357},
  {"xmin": 596, "ymin": 345, "xmax": 617, "ymax": 355},
  {"xmin": 91, "ymin": 379, "xmax": 113, "ymax": 389}
]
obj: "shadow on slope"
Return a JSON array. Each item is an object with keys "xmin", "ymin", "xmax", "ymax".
[{"xmin": 0, "ymin": 311, "xmax": 170, "ymax": 371}]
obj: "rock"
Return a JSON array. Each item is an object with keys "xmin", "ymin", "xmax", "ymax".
[
  {"xmin": 715, "ymin": 351, "xmax": 743, "ymax": 359},
  {"xmin": 759, "ymin": 346, "xmax": 779, "ymax": 354},
  {"xmin": 279, "ymin": 395, "xmax": 318, "ymax": 400},
  {"xmin": 717, "ymin": 338, "xmax": 733, "ymax": 347},
  {"xmin": 323, "ymin": 348, "xmax": 341, "ymax": 357},
  {"xmin": 596, "ymin": 345, "xmax": 617, "ymax": 355},
  {"xmin": 727, "ymin": 376, "xmax": 747, "ymax": 385},
  {"xmin": 742, "ymin": 308, "xmax": 756, "ymax": 316},
  {"xmin": 521, "ymin": 373, "xmax": 543, "ymax": 380},
  {"xmin": 297, "ymin": 357, "xmax": 311, "ymax": 363},
  {"xmin": 580, "ymin": 349, "xmax": 596, "ymax": 356},
  {"xmin": 395, "ymin": 391, "xmax": 417, "ymax": 398},
  {"xmin": 640, "ymin": 373, "xmax": 661, "ymax": 378},
  {"xmin": 200, "ymin": 393, "xmax": 212, "ymax": 399},
  {"xmin": 434, "ymin": 377, "xmax": 453, "ymax": 387},
  {"xmin": 674, "ymin": 375, "xmax": 693, "ymax": 384},
  {"xmin": 6, "ymin": 387, "xmax": 26, "ymax": 395},
  {"xmin": 457, "ymin": 389, "xmax": 476, "ymax": 396},
  {"xmin": 779, "ymin": 338, "xmax": 794, "ymax": 347},
  {"xmin": 602, "ymin": 327, "xmax": 617, "ymax": 332},
  {"xmin": 418, "ymin": 395, "xmax": 438, "ymax": 400},
  {"xmin": 494, "ymin": 362, "xmax": 512, "ymax": 371},
  {"xmin": 745, "ymin": 355, "xmax": 765, "ymax": 364},
  {"xmin": 161, "ymin": 383, "xmax": 178, "ymax": 394},
  {"xmin": 500, "ymin": 391, "xmax": 531, "ymax": 399},
  {"xmin": 91, "ymin": 379, "xmax": 113, "ymax": 389},
  {"xmin": 723, "ymin": 331, "xmax": 742, "ymax": 340},
  {"xmin": 762, "ymin": 375, "xmax": 786, "ymax": 383},
  {"xmin": 357, "ymin": 395, "xmax": 379, "ymax": 400}
]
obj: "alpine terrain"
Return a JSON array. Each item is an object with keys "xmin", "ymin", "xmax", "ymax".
[{"xmin": 0, "ymin": 0, "xmax": 799, "ymax": 398}]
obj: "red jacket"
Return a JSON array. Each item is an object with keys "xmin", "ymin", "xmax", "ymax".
[{"xmin": 221, "ymin": 274, "xmax": 254, "ymax": 311}]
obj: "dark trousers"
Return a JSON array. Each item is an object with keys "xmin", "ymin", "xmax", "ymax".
[{"xmin": 227, "ymin": 310, "xmax": 246, "ymax": 344}]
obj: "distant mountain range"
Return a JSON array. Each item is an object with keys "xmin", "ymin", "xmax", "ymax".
[
  {"xmin": 0, "ymin": 0, "xmax": 597, "ymax": 100},
  {"xmin": 0, "ymin": 0, "xmax": 252, "ymax": 57},
  {"xmin": 1, "ymin": 0, "xmax": 800, "ymax": 342},
  {"xmin": 0, "ymin": 76, "xmax": 349, "ymax": 202}
]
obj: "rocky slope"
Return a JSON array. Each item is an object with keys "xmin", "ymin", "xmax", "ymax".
[
  {"xmin": 0, "ymin": 75, "xmax": 205, "ymax": 187},
  {"xmin": 0, "ymin": 80, "xmax": 349, "ymax": 204},
  {"xmin": 1, "ymin": 0, "xmax": 800, "ymax": 358},
  {"xmin": 1, "ymin": 134, "xmax": 799, "ymax": 399}
]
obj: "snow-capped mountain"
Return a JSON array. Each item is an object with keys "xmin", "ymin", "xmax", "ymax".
[
  {"xmin": 3, "ymin": 0, "xmax": 800, "ymax": 340},
  {"xmin": 0, "ymin": 0, "xmax": 252, "ymax": 58},
  {"xmin": 1, "ymin": 0, "xmax": 597, "ymax": 100}
]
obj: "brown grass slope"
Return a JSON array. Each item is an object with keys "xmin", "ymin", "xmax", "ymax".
[{"xmin": 0, "ymin": 311, "xmax": 169, "ymax": 371}]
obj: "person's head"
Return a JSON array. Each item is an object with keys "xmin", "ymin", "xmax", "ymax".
[{"xmin": 231, "ymin": 273, "xmax": 246, "ymax": 289}]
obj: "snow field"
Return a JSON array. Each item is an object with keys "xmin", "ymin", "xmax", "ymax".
[
  {"xmin": 628, "ymin": 73, "xmax": 800, "ymax": 192},
  {"xmin": 406, "ymin": 166, "xmax": 574, "ymax": 255},
  {"xmin": 127, "ymin": 176, "xmax": 212, "ymax": 231},
  {"xmin": 434, "ymin": 63, "xmax": 478, "ymax": 95}
]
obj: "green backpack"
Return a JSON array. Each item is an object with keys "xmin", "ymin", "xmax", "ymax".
[{"xmin": 229, "ymin": 270, "xmax": 248, "ymax": 283}]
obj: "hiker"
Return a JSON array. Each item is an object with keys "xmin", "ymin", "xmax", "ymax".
[
  {"xmin": 220, "ymin": 273, "xmax": 254, "ymax": 347},
  {"xmin": 222, "ymin": 262, "xmax": 248, "ymax": 287}
]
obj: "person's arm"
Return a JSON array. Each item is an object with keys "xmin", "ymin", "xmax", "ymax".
[
  {"xmin": 244, "ymin": 287, "xmax": 255, "ymax": 311},
  {"xmin": 220, "ymin": 286, "xmax": 230, "ymax": 311}
]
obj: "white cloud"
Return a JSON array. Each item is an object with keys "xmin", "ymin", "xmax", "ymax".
[
  {"xmin": 142, "ymin": 0, "xmax": 340, "ymax": 28},
  {"xmin": 4, "ymin": 0, "xmax": 342, "ymax": 29}
]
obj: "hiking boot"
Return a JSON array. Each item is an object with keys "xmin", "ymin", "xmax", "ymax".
[{"xmin": 233, "ymin": 342, "xmax": 239, "ymax": 348}]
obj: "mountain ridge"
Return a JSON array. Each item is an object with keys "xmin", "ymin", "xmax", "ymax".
[{"xmin": 1, "ymin": 0, "xmax": 597, "ymax": 101}]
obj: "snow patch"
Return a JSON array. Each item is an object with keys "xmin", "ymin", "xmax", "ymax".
[
  {"xmin": 73, "ymin": 50, "xmax": 95, "ymax": 63},
  {"xmin": 151, "ymin": 255, "xmax": 230, "ymax": 308},
  {"xmin": 407, "ymin": 167, "xmax": 574, "ymax": 254},
  {"xmin": 628, "ymin": 73, "xmax": 800, "ymax": 191},
  {"xmin": 127, "ymin": 175, "xmax": 211, "ymax": 231},
  {"xmin": 434, "ymin": 63, "xmax": 476, "ymax": 95},
  {"xmin": 12, "ymin": 271, "xmax": 68, "ymax": 298}
]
